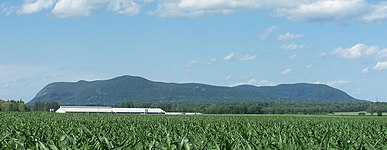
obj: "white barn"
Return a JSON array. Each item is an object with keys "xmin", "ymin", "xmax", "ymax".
[
  {"xmin": 111, "ymin": 108, "xmax": 165, "ymax": 114},
  {"xmin": 55, "ymin": 106, "xmax": 112, "ymax": 113},
  {"xmin": 55, "ymin": 106, "xmax": 165, "ymax": 114}
]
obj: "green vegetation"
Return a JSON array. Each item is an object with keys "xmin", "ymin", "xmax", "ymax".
[
  {"xmin": 126, "ymin": 101, "xmax": 386, "ymax": 115},
  {"xmin": 0, "ymin": 99, "xmax": 60, "ymax": 112},
  {"xmin": 3, "ymin": 98, "xmax": 387, "ymax": 115},
  {"xmin": 333, "ymin": 111, "xmax": 387, "ymax": 116},
  {"xmin": 29, "ymin": 75, "xmax": 363, "ymax": 105},
  {"xmin": 0, "ymin": 99, "xmax": 28, "ymax": 112},
  {"xmin": 367, "ymin": 102, "xmax": 387, "ymax": 115},
  {"xmin": 1, "ymin": 113, "xmax": 386, "ymax": 149},
  {"xmin": 29, "ymin": 101, "xmax": 60, "ymax": 112}
]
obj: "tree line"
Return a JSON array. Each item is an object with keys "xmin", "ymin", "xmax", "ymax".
[
  {"xmin": 118, "ymin": 101, "xmax": 387, "ymax": 115},
  {"xmin": 0, "ymin": 99, "xmax": 28, "ymax": 111},
  {"xmin": 0, "ymin": 99, "xmax": 60, "ymax": 112},
  {"xmin": 2, "ymin": 98, "xmax": 387, "ymax": 114}
]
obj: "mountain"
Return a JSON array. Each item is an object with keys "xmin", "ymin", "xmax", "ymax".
[{"xmin": 29, "ymin": 75, "xmax": 365, "ymax": 105}]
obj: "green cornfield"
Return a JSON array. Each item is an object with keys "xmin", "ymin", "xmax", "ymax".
[{"xmin": 1, "ymin": 112, "xmax": 387, "ymax": 149}]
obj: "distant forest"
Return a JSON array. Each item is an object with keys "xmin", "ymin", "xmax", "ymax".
[
  {"xmin": 126, "ymin": 101, "xmax": 387, "ymax": 115},
  {"xmin": 2, "ymin": 99, "xmax": 387, "ymax": 115}
]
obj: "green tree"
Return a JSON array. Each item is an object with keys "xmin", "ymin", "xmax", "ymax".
[
  {"xmin": 31, "ymin": 101, "xmax": 60, "ymax": 111},
  {"xmin": 367, "ymin": 102, "xmax": 387, "ymax": 116},
  {"xmin": 115, "ymin": 101, "xmax": 135, "ymax": 108},
  {"xmin": 0, "ymin": 99, "xmax": 28, "ymax": 112}
]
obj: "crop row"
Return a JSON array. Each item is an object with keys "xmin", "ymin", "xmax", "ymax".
[{"xmin": 1, "ymin": 113, "xmax": 387, "ymax": 149}]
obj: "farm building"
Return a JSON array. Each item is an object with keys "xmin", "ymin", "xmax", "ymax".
[
  {"xmin": 165, "ymin": 112, "xmax": 203, "ymax": 115},
  {"xmin": 55, "ymin": 106, "xmax": 165, "ymax": 114},
  {"xmin": 111, "ymin": 108, "xmax": 165, "ymax": 114},
  {"xmin": 55, "ymin": 106, "xmax": 112, "ymax": 113}
]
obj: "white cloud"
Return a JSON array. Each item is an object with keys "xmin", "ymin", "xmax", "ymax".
[
  {"xmin": 224, "ymin": 52, "xmax": 236, "ymax": 61},
  {"xmin": 260, "ymin": 25, "xmax": 279, "ymax": 40},
  {"xmin": 361, "ymin": 2, "xmax": 387, "ymax": 23},
  {"xmin": 52, "ymin": 0, "xmax": 101, "ymax": 17},
  {"xmin": 154, "ymin": 0, "xmax": 263, "ymax": 18},
  {"xmin": 140, "ymin": 0, "xmax": 154, "ymax": 3},
  {"xmin": 280, "ymin": 68, "xmax": 292, "ymax": 75},
  {"xmin": 223, "ymin": 53, "xmax": 256, "ymax": 61},
  {"xmin": 332, "ymin": 43, "xmax": 379, "ymax": 59},
  {"xmin": 107, "ymin": 0, "xmax": 139, "ymax": 16},
  {"xmin": 153, "ymin": 1, "xmax": 387, "ymax": 23},
  {"xmin": 152, "ymin": 0, "xmax": 312, "ymax": 18},
  {"xmin": 185, "ymin": 58, "xmax": 217, "ymax": 74},
  {"xmin": 2, "ymin": 0, "xmax": 140, "ymax": 17},
  {"xmin": 373, "ymin": 61, "xmax": 387, "ymax": 70},
  {"xmin": 277, "ymin": 32, "xmax": 304, "ymax": 41},
  {"xmin": 289, "ymin": 54, "xmax": 298, "ymax": 60},
  {"xmin": 327, "ymin": 80, "xmax": 351, "ymax": 87},
  {"xmin": 153, "ymin": 0, "xmax": 387, "ymax": 23},
  {"xmin": 188, "ymin": 59, "xmax": 199, "ymax": 65},
  {"xmin": 240, "ymin": 54, "xmax": 257, "ymax": 61},
  {"xmin": 231, "ymin": 78, "xmax": 277, "ymax": 87},
  {"xmin": 2, "ymin": 0, "xmax": 54, "ymax": 15},
  {"xmin": 207, "ymin": 58, "xmax": 217, "ymax": 65},
  {"xmin": 150, "ymin": 0, "xmax": 387, "ymax": 23},
  {"xmin": 3, "ymin": 0, "xmax": 387, "ymax": 23},
  {"xmin": 273, "ymin": 0, "xmax": 368, "ymax": 22},
  {"xmin": 319, "ymin": 52, "xmax": 327, "ymax": 57},
  {"xmin": 187, "ymin": 58, "xmax": 217, "ymax": 66},
  {"xmin": 229, "ymin": 80, "xmax": 251, "ymax": 87},
  {"xmin": 315, "ymin": 80, "xmax": 351, "ymax": 87},
  {"xmin": 2, "ymin": 5, "xmax": 18, "ymax": 16},
  {"xmin": 176, "ymin": 0, "xmax": 262, "ymax": 9},
  {"xmin": 257, "ymin": 80, "xmax": 277, "ymax": 86},
  {"xmin": 362, "ymin": 67, "xmax": 370, "ymax": 73},
  {"xmin": 377, "ymin": 48, "xmax": 387, "ymax": 58},
  {"xmin": 279, "ymin": 1, "xmax": 387, "ymax": 23},
  {"xmin": 281, "ymin": 43, "xmax": 305, "ymax": 50},
  {"xmin": 246, "ymin": 79, "xmax": 259, "ymax": 85},
  {"xmin": 18, "ymin": 0, "xmax": 54, "ymax": 14}
]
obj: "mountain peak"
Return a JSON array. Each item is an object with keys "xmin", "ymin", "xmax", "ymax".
[{"xmin": 29, "ymin": 75, "xmax": 365, "ymax": 105}]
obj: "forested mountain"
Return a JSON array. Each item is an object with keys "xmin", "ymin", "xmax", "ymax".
[{"xmin": 29, "ymin": 75, "xmax": 365, "ymax": 105}]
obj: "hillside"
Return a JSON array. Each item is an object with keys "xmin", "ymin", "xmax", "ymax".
[{"xmin": 29, "ymin": 75, "xmax": 365, "ymax": 105}]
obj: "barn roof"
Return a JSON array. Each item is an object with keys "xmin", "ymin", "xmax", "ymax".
[{"xmin": 56, "ymin": 106, "xmax": 165, "ymax": 114}]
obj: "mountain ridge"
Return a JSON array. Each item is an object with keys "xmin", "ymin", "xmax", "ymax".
[{"xmin": 29, "ymin": 75, "xmax": 366, "ymax": 105}]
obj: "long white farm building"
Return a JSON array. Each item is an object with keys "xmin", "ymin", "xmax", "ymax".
[{"xmin": 56, "ymin": 106, "xmax": 165, "ymax": 114}]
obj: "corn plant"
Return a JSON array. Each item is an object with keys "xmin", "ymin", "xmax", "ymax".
[{"xmin": 1, "ymin": 113, "xmax": 387, "ymax": 149}]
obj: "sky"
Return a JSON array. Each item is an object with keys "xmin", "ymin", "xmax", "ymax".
[{"xmin": 1, "ymin": 0, "xmax": 387, "ymax": 102}]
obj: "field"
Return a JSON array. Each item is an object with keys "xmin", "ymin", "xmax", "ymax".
[
  {"xmin": 1, "ymin": 113, "xmax": 387, "ymax": 149},
  {"xmin": 332, "ymin": 111, "xmax": 387, "ymax": 116}
]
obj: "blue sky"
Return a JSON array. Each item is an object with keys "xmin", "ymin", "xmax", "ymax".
[{"xmin": 1, "ymin": 0, "xmax": 387, "ymax": 102}]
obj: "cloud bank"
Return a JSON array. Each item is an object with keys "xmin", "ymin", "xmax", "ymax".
[
  {"xmin": 3, "ymin": 0, "xmax": 139, "ymax": 17},
  {"xmin": 332, "ymin": 43, "xmax": 379, "ymax": 59},
  {"xmin": 332, "ymin": 43, "xmax": 387, "ymax": 73},
  {"xmin": 153, "ymin": 0, "xmax": 387, "ymax": 23},
  {"xmin": 2, "ymin": 0, "xmax": 387, "ymax": 23}
]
